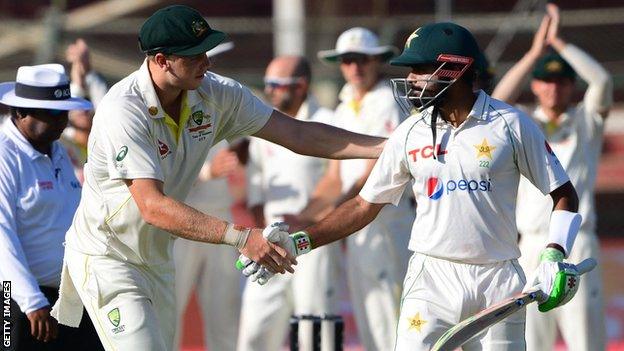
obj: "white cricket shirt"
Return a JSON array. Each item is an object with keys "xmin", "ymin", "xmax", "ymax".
[
  {"xmin": 0, "ymin": 119, "xmax": 81, "ymax": 313},
  {"xmin": 65, "ymin": 61, "xmax": 273, "ymax": 266},
  {"xmin": 247, "ymin": 97, "xmax": 333, "ymax": 223},
  {"xmin": 360, "ymin": 91, "xmax": 570, "ymax": 264},
  {"xmin": 516, "ymin": 44, "xmax": 610, "ymax": 237}
]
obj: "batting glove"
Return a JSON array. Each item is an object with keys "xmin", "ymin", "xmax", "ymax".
[
  {"xmin": 524, "ymin": 247, "xmax": 581, "ymax": 312},
  {"xmin": 236, "ymin": 224, "xmax": 312, "ymax": 285}
]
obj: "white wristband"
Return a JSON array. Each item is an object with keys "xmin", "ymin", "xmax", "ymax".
[
  {"xmin": 223, "ymin": 223, "xmax": 251, "ymax": 249},
  {"xmin": 548, "ymin": 210, "xmax": 582, "ymax": 258}
]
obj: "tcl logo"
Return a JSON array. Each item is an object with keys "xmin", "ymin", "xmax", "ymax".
[
  {"xmin": 408, "ymin": 144, "xmax": 447, "ymax": 162},
  {"xmin": 426, "ymin": 177, "xmax": 492, "ymax": 200}
]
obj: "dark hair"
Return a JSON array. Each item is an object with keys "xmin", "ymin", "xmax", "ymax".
[
  {"xmin": 9, "ymin": 107, "xmax": 26, "ymax": 121},
  {"xmin": 292, "ymin": 57, "xmax": 311, "ymax": 82}
]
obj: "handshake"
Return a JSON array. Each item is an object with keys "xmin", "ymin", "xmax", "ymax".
[{"xmin": 236, "ymin": 222, "xmax": 312, "ymax": 285}]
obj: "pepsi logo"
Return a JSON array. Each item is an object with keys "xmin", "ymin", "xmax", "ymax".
[{"xmin": 427, "ymin": 177, "xmax": 444, "ymax": 200}]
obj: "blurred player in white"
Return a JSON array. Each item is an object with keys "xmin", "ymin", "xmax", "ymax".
[
  {"xmin": 50, "ymin": 6, "xmax": 386, "ymax": 351},
  {"xmin": 172, "ymin": 42, "xmax": 243, "ymax": 351},
  {"xmin": 245, "ymin": 22, "xmax": 586, "ymax": 350},
  {"xmin": 313, "ymin": 28, "xmax": 414, "ymax": 350},
  {"xmin": 493, "ymin": 4, "xmax": 611, "ymax": 350},
  {"xmin": 237, "ymin": 56, "xmax": 341, "ymax": 351}
]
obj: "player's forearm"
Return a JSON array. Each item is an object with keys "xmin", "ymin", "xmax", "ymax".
[
  {"xmin": 550, "ymin": 181, "xmax": 579, "ymax": 213},
  {"xmin": 305, "ymin": 195, "xmax": 383, "ymax": 248},
  {"xmin": 295, "ymin": 122, "xmax": 386, "ymax": 160},
  {"xmin": 492, "ymin": 52, "xmax": 539, "ymax": 104},
  {"xmin": 558, "ymin": 43, "xmax": 613, "ymax": 113},
  {"xmin": 141, "ymin": 194, "xmax": 233, "ymax": 244}
]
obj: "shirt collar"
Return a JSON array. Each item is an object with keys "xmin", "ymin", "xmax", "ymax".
[
  {"xmin": 137, "ymin": 60, "xmax": 205, "ymax": 120},
  {"xmin": 467, "ymin": 90, "xmax": 490, "ymax": 121},
  {"xmin": 338, "ymin": 79, "xmax": 387, "ymax": 104},
  {"xmin": 533, "ymin": 105, "xmax": 572, "ymax": 125},
  {"xmin": 2, "ymin": 118, "xmax": 64, "ymax": 161}
]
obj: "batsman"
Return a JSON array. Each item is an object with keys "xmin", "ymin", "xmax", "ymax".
[{"xmin": 242, "ymin": 22, "xmax": 590, "ymax": 350}]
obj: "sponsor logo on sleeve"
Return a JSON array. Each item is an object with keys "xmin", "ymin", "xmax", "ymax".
[
  {"xmin": 158, "ymin": 139, "xmax": 172, "ymax": 159},
  {"xmin": 115, "ymin": 146, "xmax": 128, "ymax": 162},
  {"xmin": 544, "ymin": 141, "xmax": 561, "ymax": 165}
]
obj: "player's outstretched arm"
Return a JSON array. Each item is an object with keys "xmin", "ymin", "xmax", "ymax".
[
  {"xmin": 254, "ymin": 110, "xmax": 386, "ymax": 160},
  {"xmin": 492, "ymin": 12, "xmax": 551, "ymax": 103},
  {"xmin": 125, "ymin": 178, "xmax": 296, "ymax": 274}
]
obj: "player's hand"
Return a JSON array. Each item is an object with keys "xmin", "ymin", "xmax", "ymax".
[
  {"xmin": 209, "ymin": 149, "xmax": 240, "ymax": 178},
  {"xmin": 239, "ymin": 223, "xmax": 297, "ymax": 275},
  {"xmin": 524, "ymin": 247, "xmax": 580, "ymax": 312},
  {"xmin": 26, "ymin": 306, "xmax": 59, "ymax": 342},
  {"xmin": 545, "ymin": 3, "xmax": 560, "ymax": 45},
  {"xmin": 528, "ymin": 13, "xmax": 551, "ymax": 59}
]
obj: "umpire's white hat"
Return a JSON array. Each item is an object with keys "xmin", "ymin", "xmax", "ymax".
[
  {"xmin": 317, "ymin": 27, "xmax": 398, "ymax": 64},
  {"xmin": 0, "ymin": 64, "xmax": 93, "ymax": 110}
]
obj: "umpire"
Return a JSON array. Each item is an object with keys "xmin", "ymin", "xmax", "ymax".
[{"xmin": 0, "ymin": 64, "xmax": 102, "ymax": 350}]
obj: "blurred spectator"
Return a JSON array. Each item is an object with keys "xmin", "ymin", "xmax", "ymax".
[
  {"xmin": 237, "ymin": 56, "xmax": 341, "ymax": 351},
  {"xmin": 493, "ymin": 4, "xmax": 612, "ymax": 350},
  {"xmin": 306, "ymin": 27, "xmax": 414, "ymax": 351},
  {"xmin": 172, "ymin": 42, "xmax": 243, "ymax": 351},
  {"xmin": 62, "ymin": 39, "xmax": 108, "ymax": 183},
  {"xmin": 0, "ymin": 64, "xmax": 102, "ymax": 350}
]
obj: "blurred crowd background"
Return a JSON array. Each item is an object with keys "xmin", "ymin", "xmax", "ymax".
[{"xmin": 1, "ymin": 0, "xmax": 623, "ymax": 350}]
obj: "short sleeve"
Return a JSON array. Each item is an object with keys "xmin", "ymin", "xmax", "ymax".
[
  {"xmin": 514, "ymin": 113, "xmax": 569, "ymax": 195},
  {"xmin": 94, "ymin": 104, "xmax": 163, "ymax": 181},
  {"xmin": 360, "ymin": 122, "xmax": 412, "ymax": 205},
  {"xmin": 210, "ymin": 79, "xmax": 273, "ymax": 143}
]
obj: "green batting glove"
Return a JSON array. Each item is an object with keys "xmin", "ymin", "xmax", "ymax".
[{"xmin": 526, "ymin": 248, "xmax": 580, "ymax": 312}]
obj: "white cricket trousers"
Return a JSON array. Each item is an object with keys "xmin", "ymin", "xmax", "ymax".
[
  {"xmin": 395, "ymin": 253, "xmax": 527, "ymax": 351},
  {"xmin": 345, "ymin": 206, "xmax": 412, "ymax": 351},
  {"xmin": 519, "ymin": 232, "xmax": 606, "ymax": 351},
  {"xmin": 65, "ymin": 249, "xmax": 175, "ymax": 351},
  {"xmin": 173, "ymin": 239, "xmax": 240, "ymax": 351},
  {"xmin": 237, "ymin": 242, "xmax": 341, "ymax": 351}
]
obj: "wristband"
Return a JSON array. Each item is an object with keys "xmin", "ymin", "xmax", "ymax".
[
  {"xmin": 548, "ymin": 210, "xmax": 582, "ymax": 258},
  {"xmin": 222, "ymin": 223, "xmax": 251, "ymax": 249}
]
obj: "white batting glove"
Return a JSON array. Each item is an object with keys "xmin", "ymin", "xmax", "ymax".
[
  {"xmin": 524, "ymin": 247, "xmax": 580, "ymax": 312},
  {"xmin": 236, "ymin": 222, "xmax": 292, "ymax": 285}
]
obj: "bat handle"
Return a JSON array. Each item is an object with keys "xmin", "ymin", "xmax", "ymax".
[{"xmin": 575, "ymin": 257, "xmax": 597, "ymax": 275}]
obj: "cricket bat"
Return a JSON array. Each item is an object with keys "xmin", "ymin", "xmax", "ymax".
[{"xmin": 430, "ymin": 257, "xmax": 597, "ymax": 351}]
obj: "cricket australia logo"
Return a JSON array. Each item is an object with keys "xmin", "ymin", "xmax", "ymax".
[
  {"xmin": 116, "ymin": 146, "xmax": 128, "ymax": 161},
  {"xmin": 188, "ymin": 110, "xmax": 212, "ymax": 142},
  {"xmin": 107, "ymin": 308, "xmax": 125, "ymax": 334}
]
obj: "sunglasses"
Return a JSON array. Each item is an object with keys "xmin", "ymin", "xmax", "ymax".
[
  {"xmin": 339, "ymin": 54, "xmax": 373, "ymax": 65},
  {"xmin": 19, "ymin": 108, "xmax": 67, "ymax": 117},
  {"xmin": 263, "ymin": 77, "xmax": 303, "ymax": 89}
]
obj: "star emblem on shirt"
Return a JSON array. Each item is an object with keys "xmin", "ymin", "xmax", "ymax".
[
  {"xmin": 407, "ymin": 312, "xmax": 427, "ymax": 332},
  {"xmin": 474, "ymin": 138, "xmax": 497, "ymax": 160}
]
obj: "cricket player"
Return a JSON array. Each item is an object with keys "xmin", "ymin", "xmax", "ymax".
[
  {"xmin": 172, "ymin": 42, "xmax": 242, "ymax": 351},
  {"xmin": 315, "ymin": 27, "xmax": 414, "ymax": 351},
  {"xmin": 50, "ymin": 5, "xmax": 386, "ymax": 351},
  {"xmin": 493, "ymin": 4, "xmax": 611, "ymax": 350},
  {"xmin": 237, "ymin": 56, "xmax": 341, "ymax": 351},
  {"xmin": 245, "ymin": 22, "xmax": 586, "ymax": 350}
]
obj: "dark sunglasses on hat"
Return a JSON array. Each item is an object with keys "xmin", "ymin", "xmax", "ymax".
[{"xmin": 263, "ymin": 77, "xmax": 303, "ymax": 89}]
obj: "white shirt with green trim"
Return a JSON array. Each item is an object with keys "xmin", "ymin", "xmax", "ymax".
[
  {"xmin": 66, "ymin": 61, "xmax": 272, "ymax": 266},
  {"xmin": 359, "ymin": 91, "xmax": 570, "ymax": 264}
]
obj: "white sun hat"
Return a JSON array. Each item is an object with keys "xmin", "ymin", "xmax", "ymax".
[
  {"xmin": 317, "ymin": 27, "xmax": 398, "ymax": 64},
  {"xmin": 0, "ymin": 64, "xmax": 93, "ymax": 110}
]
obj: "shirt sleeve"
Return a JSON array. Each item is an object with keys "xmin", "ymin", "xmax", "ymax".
[
  {"xmin": 513, "ymin": 112, "xmax": 569, "ymax": 195},
  {"xmin": 0, "ymin": 145, "xmax": 49, "ymax": 314},
  {"xmin": 359, "ymin": 122, "xmax": 412, "ymax": 205},
  {"xmin": 246, "ymin": 138, "xmax": 265, "ymax": 207},
  {"xmin": 211, "ymin": 79, "xmax": 273, "ymax": 143},
  {"xmin": 96, "ymin": 103, "xmax": 164, "ymax": 181}
]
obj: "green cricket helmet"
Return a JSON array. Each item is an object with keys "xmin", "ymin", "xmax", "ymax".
[{"xmin": 390, "ymin": 22, "xmax": 486, "ymax": 114}]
